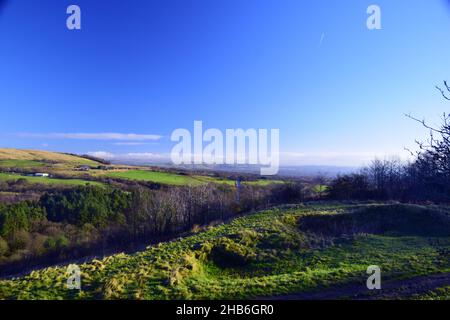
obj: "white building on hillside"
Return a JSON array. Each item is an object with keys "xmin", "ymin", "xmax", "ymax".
[{"xmin": 34, "ymin": 173, "xmax": 49, "ymax": 177}]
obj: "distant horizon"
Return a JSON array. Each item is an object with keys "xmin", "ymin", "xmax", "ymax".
[
  {"xmin": 97, "ymin": 150, "xmax": 401, "ymax": 168},
  {"xmin": 0, "ymin": 146, "xmax": 407, "ymax": 168},
  {"xmin": 103, "ymin": 155, "xmax": 360, "ymax": 178}
]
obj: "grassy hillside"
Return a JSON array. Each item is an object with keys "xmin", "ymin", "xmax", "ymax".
[
  {"xmin": 105, "ymin": 170, "xmax": 205, "ymax": 186},
  {"xmin": 0, "ymin": 203, "xmax": 448, "ymax": 300},
  {"xmin": 414, "ymin": 286, "xmax": 450, "ymax": 300},
  {"xmin": 0, "ymin": 148, "xmax": 100, "ymax": 168},
  {"xmin": 0, "ymin": 173, "xmax": 103, "ymax": 187},
  {"xmin": 0, "ymin": 149, "xmax": 284, "ymax": 187},
  {"xmin": 105, "ymin": 169, "xmax": 283, "ymax": 186}
]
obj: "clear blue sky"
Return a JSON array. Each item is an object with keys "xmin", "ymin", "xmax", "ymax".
[{"xmin": 1, "ymin": 0, "xmax": 450, "ymax": 166}]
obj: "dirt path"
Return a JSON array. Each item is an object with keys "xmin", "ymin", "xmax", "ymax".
[{"xmin": 267, "ymin": 273, "xmax": 450, "ymax": 300}]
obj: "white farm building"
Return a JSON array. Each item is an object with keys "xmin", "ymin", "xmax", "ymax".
[{"xmin": 33, "ymin": 173, "xmax": 50, "ymax": 177}]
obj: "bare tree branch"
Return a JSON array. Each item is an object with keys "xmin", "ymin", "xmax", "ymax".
[
  {"xmin": 404, "ymin": 113, "xmax": 444, "ymax": 134},
  {"xmin": 436, "ymin": 80, "xmax": 450, "ymax": 100}
]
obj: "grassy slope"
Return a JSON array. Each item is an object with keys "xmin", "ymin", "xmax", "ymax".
[
  {"xmin": 0, "ymin": 173, "xmax": 103, "ymax": 187},
  {"xmin": 105, "ymin": 170, "xmax": 204, "ymax": 186},
  {"xmin": 0, "ymin": 160, "xmax": 45, "ymax": 168},
  {"xmin": 105, "ymin": 170, "xmax": 283, "ymax": 186},
  {"xmin": 0, "ymin": 148, "xmax": 103, "ymax": 186},
  {"xmin": 0, "ymin": 203, "xmax": 448, "ymax": 300},
  {"xmin": 0, "ymin": 148, "xmax": 100, "ymax": 168},
  {"xmin": 413, "ymin": 286, "xmax": 450, "ymax": 300},
  {"xmin": 0, "ymin": 149, "xmax": 284, "ymax": 186}
]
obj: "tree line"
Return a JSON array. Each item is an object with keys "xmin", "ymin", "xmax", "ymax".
[
  {"xmin": 0, "ymin": 181, "xmax": 310, "ymax": 275},
  {"xmin": 328, "ymin": 81, "xmax": 450, "ymax": 203}
]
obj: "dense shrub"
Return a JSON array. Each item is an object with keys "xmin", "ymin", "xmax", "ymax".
[
  {"xmin": 0, "ymin": 237, "xmax": 8, "ymax": 256},
  {"xmin": 299, "ymin": 204, "xmax": 450, "ymax": 237},
  {"xmin": 209, "ymin": 237, "xmax": 256, "ymax": 267},
  {"xmin": 44, "ymin": 235, "xmax": 69, "ymax": 251},
  {"xmin": 9, "ymin": 230, "xmax": 31, "ymax": 251}
]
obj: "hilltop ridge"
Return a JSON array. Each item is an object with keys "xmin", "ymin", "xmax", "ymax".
[{"xmin": 0, "ymin": 148, "xmax": 101, "ymax": 165}]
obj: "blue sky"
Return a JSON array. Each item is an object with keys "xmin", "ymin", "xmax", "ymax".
[{"xmin": 1, "ymin": 0, "xmax": 450, "ymax": 166}]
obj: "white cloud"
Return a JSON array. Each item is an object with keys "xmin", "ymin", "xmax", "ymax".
[
  {"xmin": 17, "ymin": 132, "xmax": 162, "ymax": 141},
  {"xmin": 113, "ymin": 142, "xmax": 151, "ymax": 146},
  {"xmin": 87, "ymin": 151, "xmax": 169, "ymax": 163},
  {"xmin": 87, "ymin": 151, "xmax": 115, "ymax": 160},
  {"xmin": 125, "ymin": 152, "xmax": 167, "ymax": 160}
]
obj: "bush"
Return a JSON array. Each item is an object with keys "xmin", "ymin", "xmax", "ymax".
[
  {"xmin": 9, "ymin": 230, "xmax": 31, "ymax": 251},
  {"xmin": 44, "ymin": 235, "xmax": 70, "ymax": 251},
  {"xmin": 209, "ymin": 237, "xmax": 256, "ymax": 268},
  {"xmin": 298, "ymin": 204, "xmax": 450, "ymax": 237},
  {"xmin": 28, "ymin": 234, "xmax": 48, "ymax": 256},
  {"xmin": 44, "ymin": 237, "xmax": 57, "ymax": 251},
  {"xmin": 56, "ymin": 235, "xmax": 70, "ymax": 248},
  {"xmin": 231, "ymin": 229, "xmax": 260, "ymax": 246},
  {"xmin": 0, "ymin": 236, "xmax": 8, "ymax": 256}
]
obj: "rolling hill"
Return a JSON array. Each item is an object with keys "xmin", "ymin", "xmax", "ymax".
[
  {"xmin": 0, "ymin": 148, "xmax": 101, "ymax": 168},
  {"xmin": 0, "ymin": 148, "xmax": 284, "ymax": 187}
]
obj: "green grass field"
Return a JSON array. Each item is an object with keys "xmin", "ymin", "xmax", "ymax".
[
  {"xmin": 106, "ymin": 170, "xmax": 204, "ymax": 186},
  {"xmin": 0, "ymin": 173, "xmax": 103, "ymax": 187},
  {"xmin": 0, "ymin": 149, "xmax": 285, "ymax": 188},
  {"xmin": 245, "ymin": 179, "xmax": 284, "ymax": 186},
  {"xmin": 106, "ymin": 170, "xmax": 283, "ymax": 186},
  {"xmin": 0, "ymin": 160, "xmax": 46, "ymax": 168},
  {"xmin": 1, "ymin": 203, "xmax": 448, "ymax": 300}
]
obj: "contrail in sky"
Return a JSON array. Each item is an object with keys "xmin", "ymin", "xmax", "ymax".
[{"xmin": 319, "ymin": 33, "xmax": 326, "ymax": 48}]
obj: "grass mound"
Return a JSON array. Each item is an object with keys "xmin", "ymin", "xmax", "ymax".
[
  {"xmin": 207, "ymin": 237, "xmax": 257, "ymax": 268},
  {"xmin": 299, "ymin": 204, "xmax": 450, "ymax": 237}
]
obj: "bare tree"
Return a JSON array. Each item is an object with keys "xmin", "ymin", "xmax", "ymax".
[{"xmin": 402, "ymin": 80, "xmax": 450, "ymax": 200}]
